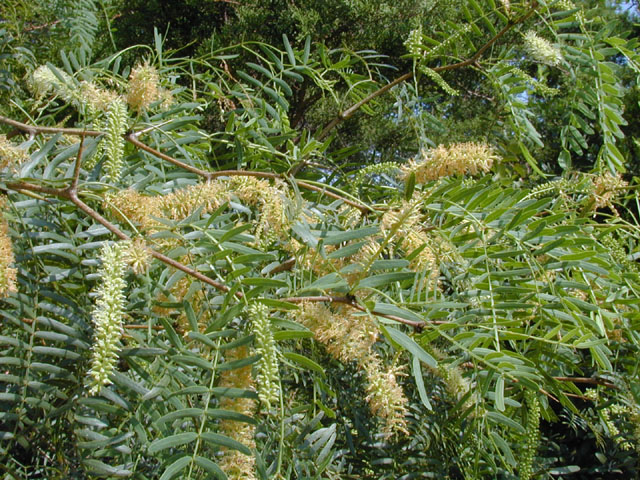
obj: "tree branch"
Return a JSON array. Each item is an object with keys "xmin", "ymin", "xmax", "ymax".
[
  {"xmin": 0, "ymin": 115, "xmax": 374, "ymax": 213},
  {"xmin": 125, "ymin": 133, "xmax": 211, "ymax": 178},
  {"xmin": 6, "ymin": 180, "xmax": 238, "ymax": 297},
  {"xmin": 554, "ymin": 376, "xmax": 618, "ymax": 390},
  {"xmin": 315, "ymin": 3, "xmax": 540, "ymax": 140},
  {"xmin": 0, "ymin": 115, "xmax": 102, "ymax": 138}
]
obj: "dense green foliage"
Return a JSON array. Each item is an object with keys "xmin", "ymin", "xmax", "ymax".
[{"xmin": 1, "ymin": 1, "xmax": 640, "ymax": 478}]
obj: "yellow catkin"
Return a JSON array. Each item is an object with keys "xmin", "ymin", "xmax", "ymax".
[
  {"xmin": 125, "ymin": 237, "xmax": 152, "ymax": 275},
  {"xmin": 0, "ymin": 135, "xmax": 29, "ymax": 171},
  {"xmin": 126, "ymin": 63, "xmax": 160, "ymax": 111},
  {"xmin": 402, "ymin": 142, "xmax": 498, "ymax": 183},
  {"xmin": 295, "ymin": 303, "xmax": 377, "ymax": 364},
  {"xmin": 106, "ymin": 179, "xmax": 291, "ymax": 247},
  {"xmin": 524, "ymin": 31, "xmax": 563, "ymax": 66},
  {"xmin": 294, "ymin": 303, "xmax": 408, "ymax": 437},
  {"xmin": 218, "ymin": 346, "xmax": 257, "ymax": 480},
  {"xmin": 592, "ymin": 171, "xmax": 628, "ymax": 209},
  {"xmin": 78, "ymin": 81, "xmax": 120, "ymax": 113},
  {"xmin": 0, "ymin": 196, "xmax": 17, "ymax": 297},
  {"xmin": 87, "ymin": 242, "xmax": 129, "ymax": 394},
  {"xmin": 29, "ymin": 65, "xmax": 76, "ymax": 102},
  {"xmin": 250, "ymin": 303, "xmax": 280, "ymax": 409},
  {"xmin": 106, "ymin": 189, "xmax": 163, "ymax": 231},
  {"xmin": 364, "ymin": 354, "xmax": 409, "ymax": 437}
]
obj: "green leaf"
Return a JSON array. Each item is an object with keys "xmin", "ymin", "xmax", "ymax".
[
  {"xmin": 373, "ymin": 303, "xmax": 424, "ymax": 323},
  {"xmin": 83, "ymin": 459, "xmax": 132, "ymax": 477},
  {"xmin": 300, "ymin": 272, "xmax": 349, "ymax": 293},
  {"xmin": 405, "ymin": 172, "xmax": 416, "ymax": 200},
  {"xmin": 282, "ymin": 34, "xmax": 296, "ymax": 65},
  {"xmin": 207, "ymin": 409, "xmax": 257, "ymax": 425},
  {"xmin": 193, "ymin": 456, "xmax": 227, "ymax": 479},
  {"xmin": 321, "ymin": 226, "xmax": 379, "ymax": 245},
  {"xmin": 201, "ymin": 432, "xmax": 252, "ymax": 455},
  {"xmin": 356, "ymin": 272, "xmax": 416, "ymax": 290},
  {"xmin": 217, "ymin": 354, "xmax": 261, "ymax": 371},
  {"xmin": 159, "ymin": 456, "xmax": 191, "ymax": 480},
  {"xmin": 155, "ymin": 408, "xmax": 204, "ymax": 426},
  {"xmin": 183, "ymin": 301, "xmax": 199, "ymax": 333},
  {"xmin": 495, "ymin": 376, "xmax": 505, "ymax": 412},
  {"xmin": 273, "ymin": 330, "xmax": 314, "ymax": 340},
  {"xmin": 241, "ymin": 277, "xmax": 288, "ymax": 288},
  {"xmin": 148, "ymin": 432, "xmax": 198, "ymax": 454},
  {"xmin": 171, "ymin": 354, "xmax": 214, "ymax": 371},
  {"xmin": 487, "ymin": 411, "xmax": 525, "ymax": 433},
  {"xmin": 519, "ymin": 142, "xmax": 547, "ymax": 177},
  {"xmin": 384, "ymin": 327, "xmax": 437, "ymax": 368},
  {"xmin": 220, "ymin": 223, "xmax": 254, "ymax": 242},
  {"xmin": 412, "ymin": 356, "xmax": 432, "ymax": 411},
  {"xmin": 283, "ymin": 352, "xmax": 326, "ymax": 376}
]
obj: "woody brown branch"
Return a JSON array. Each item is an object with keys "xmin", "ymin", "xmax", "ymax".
[
  {"xmin": 315, "ymin": 3, "xmax": 540, "ymax": 140},
  {"xmin": 6, "ymin": 177, "xmax": 425, "ymax": 329},
  {"xmin": 0, "ymin": 115, "xmax": 373, "ymax": 213}
]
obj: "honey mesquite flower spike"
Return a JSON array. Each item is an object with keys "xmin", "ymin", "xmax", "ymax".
[
  {"xmin": 250, "ymin": 303, "xmax": 280, "ymax": 410},
  {"xmin": 87, "ymin": 242, "xmax": 129, "ymax": 395},
  {"xmin": 217, "ymin": 346, "xmax": 257, "ymax": 480},
  {"xmin": 0, "ymin": 196, "xmax": 17, "ymax": 297},
  {"xmin": 402, "ymin": 142, "xmax": 498, "ymax": 183},
  {"xmin": 103, "ymin": 98, "xmax": 128, "ymax": 182}
]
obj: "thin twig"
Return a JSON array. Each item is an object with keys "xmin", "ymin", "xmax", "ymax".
[
  {"xmin": 316, "ymin": 3, "xmax": 539, "ymax": 140},
  {"xmin": 554, "ymin": 376, "xmax": 617, "ymax": 389},
  {"xmin": 125, "ymin": 133, "xmax": 211, "ymax": 178},
  {"xmin": 6, "ymin": 180, "xmax": 239, "ymax": 297},
  {"xmin": 0, "ymin": 116, "xmax": 374, "ymax": 213},
  {"xmin": 23, "ymin": 19, "xmax": 62, "ymax": 32},
  {"xmin": 270, "ymin": 258, "xmax": 296, "ymax": 274},
  {"xmin": 0, "ymin": 115, "xmax": 102, "ymax": 138}
]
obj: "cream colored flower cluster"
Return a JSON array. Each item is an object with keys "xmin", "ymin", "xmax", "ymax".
[
  {"xmin": 402, "ymin": 142, "xmax": 498, "ymax": 183},
  {"xmin": 364, "ymin": 355, "xmax": 409, "ymax": 436},
  {"xmin": 592, "ymin": 171, "xmax": 628, "ymax": 209},
  {"xmin": 404, "ymin": 27, "xmax": 423, "ymax": 57},
  {"xmin": 0, "ymin": 196, "xmax": 16, "ymax": 297},
  {"xmin": 294, "ymin": 303, "xmax": 408, "ymax": 437},
  {"xmin": 30, "ymin": 65, "xmax": 76, "ymax": 102},
  {"xmin": 381, "ymin": 201, "xmax": 438, "ymax": 285},
  {"xmin": 524, "ymin": 31, "xmax": 563, "ymax": 67},
  {"xmin": 126, "ymin": 237, "xmax": 152, "ymax": 275},
  {"xmin": 107, "ymin": 177, "xmax": 291, "ymax": 246},
  {"xmin": 217, "ymin": 346, "xmax": 257, "ymax": 480},
  {"xmin": 0, "ymin": 135, "xmax": 29, "ymax": 171},
  {"xmin": 79, "ymin": 81, "xmax": 120, "ymax": 114},
  {"xmin": 126, "ymin": 63, "xmax": 172, "ymax": 112}
]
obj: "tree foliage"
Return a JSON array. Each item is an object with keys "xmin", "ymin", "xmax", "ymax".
[{"xmin": 1, "ymin": 1, "xmax": 640, "ymax": 479}]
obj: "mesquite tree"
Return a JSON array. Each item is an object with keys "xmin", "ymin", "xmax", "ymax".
[{"xmin": 1, "ymin": 1, "xmax": 639, "ymax": 478}]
